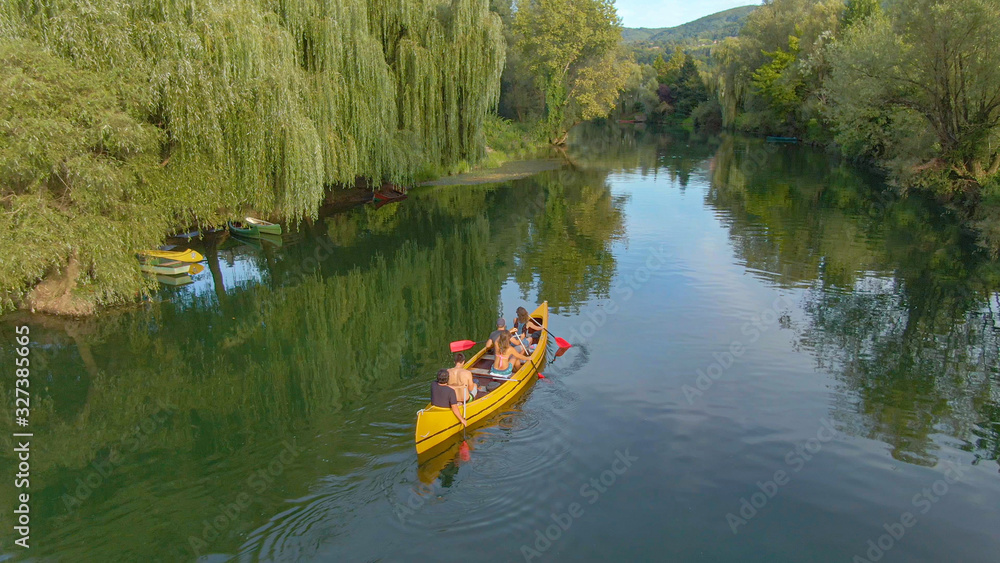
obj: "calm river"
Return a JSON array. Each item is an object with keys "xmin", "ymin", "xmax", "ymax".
[{"xmin": 2, "ymin": 126, "xmax": 999, "ymax": 562}]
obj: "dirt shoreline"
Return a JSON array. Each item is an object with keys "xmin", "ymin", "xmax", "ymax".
[{"xmin": 417, "ymin": 159, "xmax": 564, "ymax": 187}]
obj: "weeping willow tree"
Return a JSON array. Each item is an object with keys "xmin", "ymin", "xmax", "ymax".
[{"xmin": 0, "ymin": 0, "xmax": 505, "ymax": 312}]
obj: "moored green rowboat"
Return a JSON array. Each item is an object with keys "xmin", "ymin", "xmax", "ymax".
[{"xmin": 245, "ymin": 216, "xmax": 282, "ymax": 235}]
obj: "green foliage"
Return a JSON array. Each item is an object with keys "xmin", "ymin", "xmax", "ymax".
[
  {"xmin": 843, "ymin": 0, "xmax": 882, "ymax": 29},
  {"xmin": 513, "ymin": 0, "xmax": 634, "ymax": 143},
  {"xmin": 751, "ymin": 35, "xmax": 804, "ymax": 118},
  {"xmin": 692, "ymin": 99, "xmax": 724, "ymax": 131},
  {"xmin": 673, "ymin": 55, "xmax": 710, "ymax": 117},
  {"xmin": 711, "ymin": 0, "xmax": 843, "ymax": 130},
  {"xmin": 481, "ymin": 114, "xmax": 547, "ymax": 168},
  {"xmin": 614, "ymin": 63, "xmax": 661, "ymax": 119},
  {"xmin": 0, "ymin": 0, "xmax": 507, "ymax": 312},
  {"xmin": 826, "ymin": 0, "xmax": 1000, "ymax": 184},
  {"xmin": 0, "ymin": 42, "xmax": 167, "ymax": 310},
  {"xmin": 653, "ymin": 47, "xmax": 686, "ymax": 84}
]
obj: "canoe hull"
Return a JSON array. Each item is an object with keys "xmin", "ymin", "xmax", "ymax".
[
  {"xmin": 141, "ymin": 249, "xmax": 204, "ymax": 263},
  {"xmin": 414, "ymin": 302, "xmax": 549, "ymax": 454},
  {"xmin": 139, "ymin": 259, "xmax": 192, "ymax": 275},
  {"xmin": 228, "ymin": 221, "xmax": 259, "ymax": 237},
  {"xmin": 246, "ymin": 217, "xmax": 282, "ymax": 235}
]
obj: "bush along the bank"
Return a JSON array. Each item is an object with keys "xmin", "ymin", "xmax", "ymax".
[{"xmin": 710, "ymin": 0, "xmax": 1000, "ymax": 253}]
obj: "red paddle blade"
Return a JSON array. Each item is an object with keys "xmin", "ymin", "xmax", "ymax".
[
  {"xmin": 450, "ymin": 340, "xmax": 477, "ymax": 353},
  {"xmin": 554, "ymin": 337, "xmax": 572, "ymax": 349},
  {"xmin": 537, "ymin": 373, "xmax": 545, "ymax": 379},
  {"xmin": 459, "ymin": 441, "xmax": 471, "ymax": 462},
  {"xmin": 554, "ymin": 346, "xmax": 568, "ymax": 358}
]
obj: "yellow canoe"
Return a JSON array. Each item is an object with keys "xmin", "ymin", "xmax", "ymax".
[
  {"xmin": 141, "ymin": 248, "xmax": 204, "ymax": 263},
  {"xmin": 415, "ymin": 302, "xmax": 549, "ymax": 454}
]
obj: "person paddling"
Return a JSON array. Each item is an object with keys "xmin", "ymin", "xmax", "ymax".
[
  {"xmin": 512, "ymin": 306, "xmax": 542, "ymax": 353},
  {"xmin": 447, "ymin": 353, "xmax": 477, "ymax": 402},
  {"xmin": 432, "ymin": 369, "xmax": 467, "ymax": 427},
  {"xmin": 485, "ymin": 317, "xmax": 509, "ymax": 353}
]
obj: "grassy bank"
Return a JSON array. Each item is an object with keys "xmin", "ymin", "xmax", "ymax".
[{"xmin": 413, "ymin": 115, "xmax": 549, "ymax": 182}]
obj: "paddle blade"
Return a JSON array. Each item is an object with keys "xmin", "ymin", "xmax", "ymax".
[
  {"xmin": 450, "ymin": 340, "xmax": 477, "ymax": 353},
  {"xmin": 458, "ymin": 441, "xmax": 471, "ymax": 462},
  {"xmin": 554, "ymin": 347, "xmax": 568, "ymax": 359},
  {"xmin": 537, "ymin": 373, "xmax": 545, "ymax": 379},
  {"xmin": 554, "ymin": 337, "xmax": 572, "ymax": 349}
]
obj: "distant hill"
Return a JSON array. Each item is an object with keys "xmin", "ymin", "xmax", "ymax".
[{"xmin": 623, "ymin": 5, "xmax": 757, "ymax": 46}]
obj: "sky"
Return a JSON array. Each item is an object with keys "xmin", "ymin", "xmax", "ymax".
[{"xmin": 615, "ymin": 0, "xmax": 761, "ymax": 29}]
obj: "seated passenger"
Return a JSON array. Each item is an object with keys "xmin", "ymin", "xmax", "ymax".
[
  {"xmin": 512, "ymin": 306, "xmax": 542, "ymax": 353},
  {"xmin": 432, "ymin": 369, "xmax": 467, "ymax": 427},
  {"xmin": 447, "ymin": 352, "xmax": 477, "ymax": 402},
  {"xmin": 490, "ymin": 332, "xmax": 530, "ymax": 378},
  {"xmin": 485, "ymin": 317, "xmax": 509, "ymax": 353}
]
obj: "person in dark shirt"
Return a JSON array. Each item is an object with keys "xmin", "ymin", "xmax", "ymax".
[
  {"xmin": 431, "ymin": 369, "xmax": 467, "ymax": 427},
  {"xmin": 485, "ymin": 317, "xmax": 509, "ymax": 353}
]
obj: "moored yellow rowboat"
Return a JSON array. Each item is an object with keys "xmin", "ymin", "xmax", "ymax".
[
  {"xmin": 415, "ymin": 302, "xmax": 549, "ymax": 454},
  {"xmin": 140, "ymin": 248, "xmax": 204, "ymax": 263}
]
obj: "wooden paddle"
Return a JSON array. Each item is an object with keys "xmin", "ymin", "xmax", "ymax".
[
  {"xmin": 450, "ymin": 323, "xmax": 570, "ymax": 353},
  {"xmin": 539, "ymin": 327, "xmax": 572, "ymax": 349}
]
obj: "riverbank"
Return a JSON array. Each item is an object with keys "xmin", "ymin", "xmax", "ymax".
[{"xmin": 9, "ymin": 125, "xmax": 553, "ymax": 318}]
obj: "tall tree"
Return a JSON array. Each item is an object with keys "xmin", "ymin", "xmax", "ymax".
[
  {"xmin": 843, "ymin": 0, "xmax": 883, "ymax": 29},
  {"xmin": 826, "ymin": 0, "xmax": 1000, "ymax": 184},
  {"xmin": 513, "ymin": 0, "xmax": 634, "ymax": 144}
]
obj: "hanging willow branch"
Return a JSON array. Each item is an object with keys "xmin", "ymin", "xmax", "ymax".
[
  {"xmin": 0, "ymin": 0, "xmax": 505, "ymax": 310},
  {"xmin": 4, "ymin": 0, "xmax": 504, "ymax": 218}
]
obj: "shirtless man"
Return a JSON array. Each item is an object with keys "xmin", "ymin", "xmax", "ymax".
[{"xmin": 447, "ymin": 352, "xmax": 478, "ymax": 402}]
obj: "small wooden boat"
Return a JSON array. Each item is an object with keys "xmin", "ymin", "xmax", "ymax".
[
  {"xmin": 415, "ymin": 302, "xmax": 549, "ymax": 454},
  {"xmin": 228, "ymin": 221, "xmax": 259, "ymax": 237},
  {"xmin": 766, "ymin": 136, "xmax": 799, "ymax": 144},
  {"xmin": 373, "ymin": 194, "xmax": 407, "ymax": 210},
  {"xmin": 139, "ymin": 259, "xmax": 192, "ymax": 276},
  {"xmin": 229, "ymin": 217, "xmax": 282, "ymax": 237},
  {"xmin": 246, "ymin": 216, "xmax": 282, "ymax": 235},
  {"xmin": 140, "ymin": 248, "xmax": 204, "ymax": 263}
]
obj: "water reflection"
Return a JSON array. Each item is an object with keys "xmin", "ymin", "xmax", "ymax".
[
  {"xmin": 706, "ymin": 134, "xmax": 1000, "ymax": 468},
  {"xmin": 0, "ymin": 164, "xmax": 628, "ymax": 559},
  {"xmin": 1, "ymin": 126, "xmax": 999, "ymax": 561}
]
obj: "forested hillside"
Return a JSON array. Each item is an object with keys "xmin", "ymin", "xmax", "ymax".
[{"xmin": 623, "ymin": 6, "xmax": 757, "ymax": 44}]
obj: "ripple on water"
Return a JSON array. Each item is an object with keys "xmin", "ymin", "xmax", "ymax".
[
  {"xmin": 387, "ymin": 390, "xmax": 583, "ymax": 538},
  {"xmin": 240, "ymin": 361, "xmax": 587, "ymax": 558}
]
